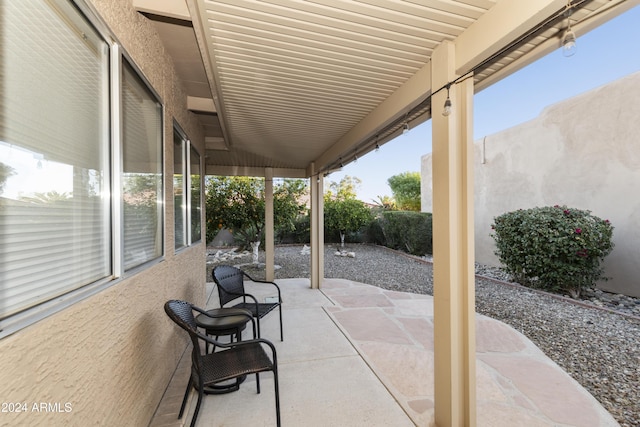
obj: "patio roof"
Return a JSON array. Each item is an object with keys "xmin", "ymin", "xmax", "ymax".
[
  {"xmin": 134, "ymin": 0, "xmax": 637, "ymax": 178},
  {"xmin": 150, "ymin": 278, "xmax": 618, "ymax": 426}
]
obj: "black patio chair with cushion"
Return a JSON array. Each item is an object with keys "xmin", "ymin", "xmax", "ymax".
[
  {"xmin": 164, "ymin": 300, "xmax": 281, "ymax": 427},
  {"xmin": 213, "ymin": 265, "xmax": 283, "ymax": 341}
]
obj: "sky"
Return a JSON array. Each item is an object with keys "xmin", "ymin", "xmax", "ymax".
[{"xmin": 326, "ymin": 5, "xmax": 640, "ymax": 204}]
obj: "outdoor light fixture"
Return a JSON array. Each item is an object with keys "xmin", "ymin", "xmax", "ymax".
[
  {"xmin": 561, "ymin": 23, "xmax": 577, "ymax": 57},
  {"xmin": 442, "ymin": 84, "xmax": 452, "ymax": 116},
  {"xmin": 402, "ymin": 122, "xmax": 409, "ymax": 134},
  {"xmin": 375, "ymin": 143, "xmax": 380, "ymax": 152},
  {"xmin": 339, "ymin": 157, "xmax": 344, "ymax": 168},
  {"xmin": 561, "ymin": 1, "xmax": 577, "ymax": 57}
]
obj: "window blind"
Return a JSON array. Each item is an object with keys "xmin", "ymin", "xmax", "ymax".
[
  {"xmin": 0, "ymin": 0, "xmax": 110, "ymax": 319},
  {"xmin": 121, "ymin": 61, "xmax": 163, "ymax": 270}
]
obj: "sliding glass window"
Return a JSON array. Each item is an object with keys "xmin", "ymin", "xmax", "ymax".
[
  {"xmin": 0, "ymin": 0, "xmax": 110, "ymax": 319},
  {"xmin": 190, "ymin": 146, "xmax": 202, "ymax": 244},
  {"xmin": 174, "ymin": 126, "xmax": 187, "ymax": 251},
  {"xmin": 121, "ymin": 61, "xmax": 163, "ymax": 270}
]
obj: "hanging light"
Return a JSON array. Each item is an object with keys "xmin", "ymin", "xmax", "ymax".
[
  {"xmin": 562, "ymin": 23, "xmax": 577, "ymax": 57},
  {"xmin": 561, "ymin": 1, "xmax": 577, "ymax": 57},
  {"xmin": 375, "ymin": 143, "xmax": 380, "ymax": 152},
  {"xmin": 442, "ymin": 84, "xmax": 452, "ymax": 116},
  {"xmin": 402, "ymin": 122, "xmax": 409, "ymax": 134}
]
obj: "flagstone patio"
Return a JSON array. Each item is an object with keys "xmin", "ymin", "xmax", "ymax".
[{"xmin": 150, "ymin": 278, "xmax": 618, "ymax": 427}]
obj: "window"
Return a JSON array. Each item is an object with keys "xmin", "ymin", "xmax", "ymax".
[
  {"xmin": 0, "ymin": 0, "xmax": 110, "ymax": 319},
  {"xmin": 121, "ymin": 60, "xmax": 163, "ymax": 270},
  {"xmin": 174, "ymin": 126, "xmax": 187, "ymax": 250},
  {"xmin": 190, "ymin": 146, "xmax": 202, "ymax": 244}
]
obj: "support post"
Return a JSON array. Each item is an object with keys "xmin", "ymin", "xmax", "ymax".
[
  {"xmin": 310, "ymin": 170, "xmax": 324, "ymax": 289},
  {"xmin": 265, "ymin": 168, "xmax": 274, "ymax": 281},
  {"xmin": 431, "ymin": 40, "xmax": 476, "ymax": 427}
]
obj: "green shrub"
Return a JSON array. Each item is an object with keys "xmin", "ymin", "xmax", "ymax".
[
  {"xmin": 491, "ymin": 205, "xmax": 614, "ymax": 298},
  {"xmin": 364, "ymin": 214, "xmax": 386, "ymax": 245},
  {"xmin": 276, "ymin": 214, "xmax": 310, "ymax": 244},
  {"xmin": 378, "ymin": 211, "xmax": 433, "ymax": 256}
]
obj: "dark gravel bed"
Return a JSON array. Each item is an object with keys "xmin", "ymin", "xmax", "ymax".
[{"xmin": 208, "ymin": 244, "xmax": 640, "ymax": 427}]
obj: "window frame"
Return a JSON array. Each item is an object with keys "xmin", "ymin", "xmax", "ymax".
[
  {"xmin": 173, "ymin": 122, "xmax": 188, "ymax": 252},
  {"xmin": 0, "ymin": 0, "xmax": 171, "ymax": 338},
  {"xmin": 118, "ymin": 55, "xmax": 165, "ymax": 273},
  {"xmin": 188, "ymin": 143, "xmax": 203, "ymax": 245}
]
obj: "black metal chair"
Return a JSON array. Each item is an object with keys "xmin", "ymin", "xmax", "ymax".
[
  {"xmin": 164, "ymin": 300, "xmax": 281, "ymax": 427},
  {"xmin": 213, "ymin": 265, "xmax": 284, "ymax": 341}
]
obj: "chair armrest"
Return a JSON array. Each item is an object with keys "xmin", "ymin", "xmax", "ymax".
[{"xmin": 242, "ymin": 272, "xmax": 283, "ymax": 303}]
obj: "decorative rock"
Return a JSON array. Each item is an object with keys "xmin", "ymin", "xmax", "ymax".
[{"xmin": 334, "ymin": 250, "xmax": 356, "ymax": 258}]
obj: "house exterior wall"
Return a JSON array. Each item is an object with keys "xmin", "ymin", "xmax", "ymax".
[
  {"xmin": 0, "ymin": 1, "xmax": 207, "ymax": 425},
  {"xmin": 421, "ymin": 71, "xmax": 640, "ymax": 298}
]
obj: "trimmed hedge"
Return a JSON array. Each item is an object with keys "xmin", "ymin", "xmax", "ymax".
[
  {"xmin": 491, "ymin": 205, "xmax": 614, "ymax": 298},
  {"xmin": 375, "ymin": 211, "xmax": 433, "ymax": 256}
]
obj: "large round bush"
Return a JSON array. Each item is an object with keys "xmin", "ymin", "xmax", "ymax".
[{"xmin": 491, "ymin": 205, "xmax": 614, "ymax": 298}]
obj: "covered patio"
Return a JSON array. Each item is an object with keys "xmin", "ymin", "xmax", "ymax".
[
  {"xmin": 2, "ymin": 1, "xmax": 637, "ymax": 426},
  {"xmin": 151, "ymin": 278, "xmax": 617, "ymax": 426},
  {"xmin": 136, "ymin": 1, "xmax": 639, "ymax": 424}
]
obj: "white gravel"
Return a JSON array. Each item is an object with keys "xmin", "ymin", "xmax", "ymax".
[{"xmin": 208, "ymin": 244, "xmax": 640, "ymax": 427}]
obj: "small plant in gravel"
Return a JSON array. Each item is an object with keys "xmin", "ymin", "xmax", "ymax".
[{"xmin": 491, "ymin": 205, "xmax": 614, "ymax": 298}]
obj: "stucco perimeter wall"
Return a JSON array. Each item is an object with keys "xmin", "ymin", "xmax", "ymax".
[
  {"xmin": 0, "ymin": 1, "xmax": 207, "ymax": 426},
  {"xmin": 421, "ymin": 71, "xmax": 640, "ymax": 297}
]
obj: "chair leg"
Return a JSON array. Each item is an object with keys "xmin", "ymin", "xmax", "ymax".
[
  {"xmin": 190, "ymin": 386, "xmax": 204, "ymax": 427},
  {"xmin": 250, "ymin": 318, "xmax": 257, "ymax": 339},
  {"xmin": 179, "ymin": 377, "xmax": 192, "ymax": 418},
  {"xmin": 279, "ymin": 306, "xmax": 283, "ymax": 341},
  {"xmin": 256, "ymin": 372, "xmax": 261, "ymax": 394},
  {"xmin": 273, "ymin": 368, "xmax": 281, "ymax": 427}
]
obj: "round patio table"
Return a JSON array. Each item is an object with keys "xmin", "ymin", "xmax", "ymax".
[{"xmin": 195, "ymin": 307, "xmax": 254, "ymax": 394}]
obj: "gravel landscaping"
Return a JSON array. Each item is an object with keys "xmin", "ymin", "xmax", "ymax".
[{"xmin": 208, "ymin": 244, "xmax": 640, "ymax": 427}]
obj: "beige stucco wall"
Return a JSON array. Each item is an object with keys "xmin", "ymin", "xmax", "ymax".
[
  {"xmin": 0, "ymin": 1, "xmax": 207, "ymax": 425},
  {"xmin": 422, "ymin": 71, "xmax": 640, "ymax": 297}
]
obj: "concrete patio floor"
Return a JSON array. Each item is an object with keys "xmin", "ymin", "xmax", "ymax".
[{"xmin": 150, "ymin": 278, "xmax": 618, "ymax": 427}]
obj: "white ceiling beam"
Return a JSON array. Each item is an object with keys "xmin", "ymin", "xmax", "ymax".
[
  {"xmin": 312, "ymin": 63, "xmax": 432, "ymax": 174},
  {"xmin": 204, "ymin": 136, "xmax": 226, "ymax": 151},
  {"xmin": 455, "ymin": 0, "xmax": 567, "ymax": 76},
  {"xmin": 133, "ymin": 0, "xmax": 191, "ymax": 21},
  {"xmin": 187, "ymin": 96, "xmax": 216, "ymax": 113},
  {"xmin": 206, "ymin": 165, "xmax": 307, "ymax": 179}
]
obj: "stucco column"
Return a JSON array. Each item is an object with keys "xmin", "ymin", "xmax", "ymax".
[
  {"xmin": 431, "ymin": 40, "xmax": 476, "ymax": 427},
  {"xmin": 265, "ymin": 168, "xmax": 275, "ymax": 281},
  {"xmin": 310, "ymin": 171, "xmax": 324, "ymax": 289}
]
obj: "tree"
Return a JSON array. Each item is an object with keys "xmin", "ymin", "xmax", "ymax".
[
  {"xmin": 387, "ymin": 172, "xmax": 421, "ymax": 211},
  {"xmin": 372, "ymin": 195, "xmax": 396, "ymax": 210},
  {"xmin": 0, "ymin": 163, "xmax": 16, "ymax": 195},
  {"xmin": 205, "ymin": 176, "xmax": 308, "ymax": 261},
  {"xmin": 324, "ymin": 175, "xmax": 371, "ymax": 247},
  {"xmin": 326, "ymin": 175, "xmax": 361, "ymax": 200}
]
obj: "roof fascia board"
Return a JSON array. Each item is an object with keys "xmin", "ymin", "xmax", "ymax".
[
  {"xmin": 187, "ymin": 0, "xmax": 233, "ymax": 147},
  {"xmin": 455, "ymin": 0, "xmax": 567, "ymax": 76},
  {"xmin": 473, "ymin": 0, "xmax": 640, "ymax": 92}
]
